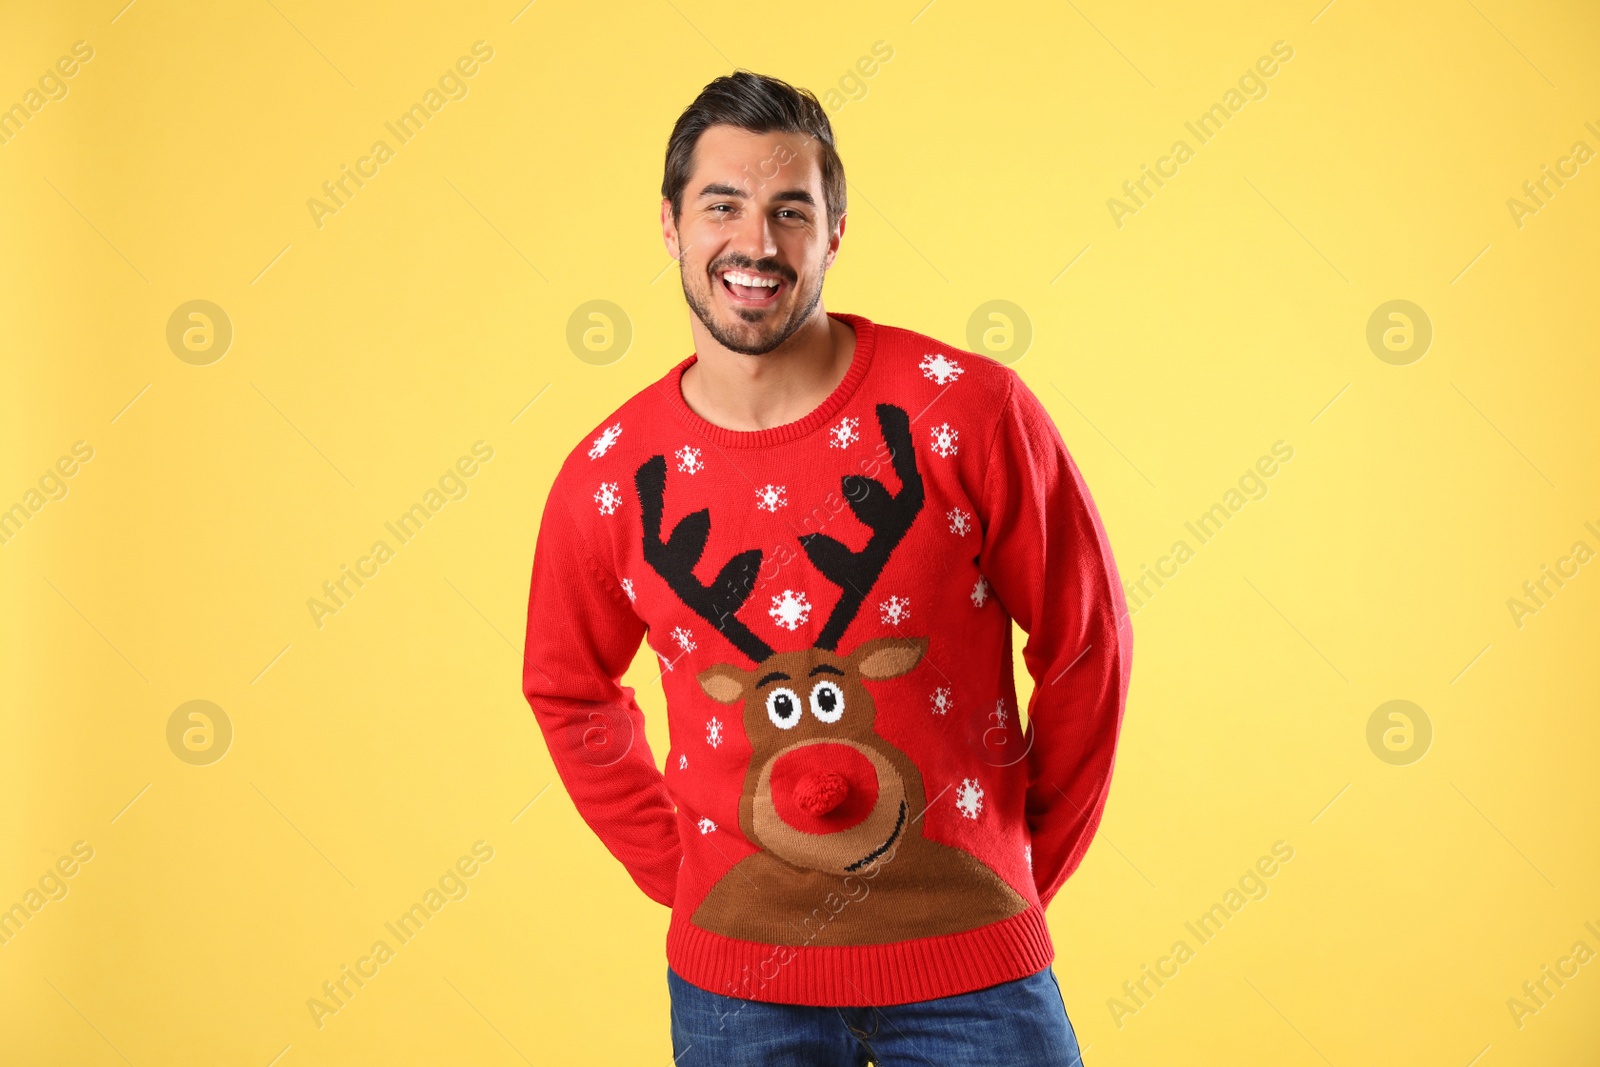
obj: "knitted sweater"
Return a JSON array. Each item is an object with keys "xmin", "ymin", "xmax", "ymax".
[{"xmin": 521, "ymin": 311, "xmax": 1133, "ymax": 1007}]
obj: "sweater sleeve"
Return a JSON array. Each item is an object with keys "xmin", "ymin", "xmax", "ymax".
[
  {"xmin": 976, "ymin": 375, "xmax": 1134, "ymax": 910},
  {"xmin": 522, "ymin": 480, "xmax": 682, "ymax": 908}
]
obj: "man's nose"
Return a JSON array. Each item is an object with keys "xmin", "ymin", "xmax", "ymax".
[
  {"xmin": 769, "ymin": 742, "xmax": 878, "ymax": 833},
  {"xmin": 729, "ymin": 206, "xmax": 779, "ymax": 260}
]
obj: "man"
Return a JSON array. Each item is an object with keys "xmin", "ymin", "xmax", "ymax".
[{"xmin": 522, "ymin": 70, "xmax": 1133, "ymax": 1065}]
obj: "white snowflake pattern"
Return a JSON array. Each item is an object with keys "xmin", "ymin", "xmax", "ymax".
[
  {"xmin": 829, "ymin": 416, "xmax": 860, "ymax": 449},
  {"xmin": 655, "ymin": 650, "xmax": 674, "ymax": 673},
  {"xmin": 678, "ymin": 754, "xmax": 688, "ymax": 770},
  {"xmin": 671, "ymin": 626, "xmax": 696, "ymax": 653},
  {"xmin": 769, "ymin": 589, "xmax": 812, "ymax": 631},
  {"xmin": 930, "ymin": 686, "xmax": 953, "ymax": 716},
  {"xmin": 697, "ymin": 816, "xmax": 717, "ymax": 834},
  {"xmin": 879, "ymin": 595, "xmax": 911, "ymax": 626},
  {"xmin": 947, "ymin": 508, "xmax": 972, "ymax": 536},
  {"xmin": 594, "ymin": 481, "xmax": 622, "ymax": 515},
  {"xmin": 930, "ymin": 423, "xmax": 960, "ymax": 458},
  {"xmin": 1024, "ymin": 843, "xmax": 1033, "ymax": 870},
  {"xmin": 706, "ymin": 716, "xmax": 724, "ymax": 748},
  {"xmin": 919, "ymin": 353, "xmax": 965, "ymax": 386},
  {"xmin": 955, "ymin": 777, "xmax": 986, "ymax": 820},
  {"xmin": 620, "ymin": 577, "xmax": 636, "ymax": 602},
  {"xmin": 755, "ymin": 484, "xmax": 788, "ymax": 512},
  {"xmin": 675, "ymin": 445, "xmax": 704, "ymax": 474},
  {"xmin": 971, "ymin": 575, "xmax": 990, "ymax": 607},
  {"xmin": 994, "ymin": 698, "xmax": 1009, "ymax": 727},
  {"xmin": 587, "ymin": 422, "xmax": 623, "ymax": 459}
]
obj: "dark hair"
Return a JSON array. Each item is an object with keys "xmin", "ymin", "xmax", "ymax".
[{"xmin": 662, "ymin": 70, "xmax": 846, "ymax": 232}]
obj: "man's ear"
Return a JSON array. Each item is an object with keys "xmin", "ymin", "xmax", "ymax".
[
  {"xmin": 852, "ymin": 637, "xmax": 926, "ymax": 681},
  {"xmin": 697, "ymin": 663, "xmax": 748, "ymax": 704},
  {"xmin": 661, "ymin": 198, "xmax": 681, "ymax": 260},
  {"xmin": 823, "ymin": 211, "xmax": 846, "ymax": 271}
]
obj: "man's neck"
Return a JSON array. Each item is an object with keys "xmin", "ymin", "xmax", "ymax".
[{"xmin": 680, "ymin": 311, "xmax": 857, "ymax": 433}]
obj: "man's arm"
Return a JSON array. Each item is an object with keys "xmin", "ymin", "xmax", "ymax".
[
  {"xmin": 522, "ymin": 480, "xmax": 682, "ymax": 908},
  {"xmin": 976, "ymin": 374, "xmax": 1134, "ymax": 909}
]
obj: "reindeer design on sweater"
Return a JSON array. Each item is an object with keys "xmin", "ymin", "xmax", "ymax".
[{"xmin": 635, "ymin": 403, "xmax": 1028, "ymax": 946}]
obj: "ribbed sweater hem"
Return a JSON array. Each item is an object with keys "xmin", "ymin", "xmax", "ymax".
[{"xmin": 664, "ymin": 903, "xmax": 1056, "ymax": 1007}]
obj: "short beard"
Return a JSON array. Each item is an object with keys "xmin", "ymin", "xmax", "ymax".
[{"xmin": 682, "ymin": 258, "xmax": 822, "ymax": 356}]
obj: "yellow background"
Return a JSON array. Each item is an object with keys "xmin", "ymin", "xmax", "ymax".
[{"xmin": 3, "ymin": 0, "xmax": 1597, "ymax": 1063}]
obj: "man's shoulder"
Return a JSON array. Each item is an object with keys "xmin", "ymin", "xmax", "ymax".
[
  {"xmin": 864, "ymin": 313, "xmax": 1024, "ymax": 425},
  {"xmin": 547, "ymin": 365, "xmax": 682, "ymax": 503},
  {"xmin": 870, "ymin": 316, "xmax": 1020, "ymax": 408}
]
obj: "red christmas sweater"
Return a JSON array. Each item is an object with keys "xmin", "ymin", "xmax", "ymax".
[{"xmin": 521, "ymin": 311, "xmax": 1133, "ymax": 1007}]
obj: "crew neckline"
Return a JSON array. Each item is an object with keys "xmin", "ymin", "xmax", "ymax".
[{"xmin": 659, "ymin": 312, "xmax": 877, "ymax": 450}]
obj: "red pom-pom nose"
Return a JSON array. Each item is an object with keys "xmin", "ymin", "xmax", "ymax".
[
  {"xmin": 771, "ymin": 743, "xmax": 878, "ymax": 833},
  {"xmin": 795, "ymin": 770, "xmax": 849, "ymax": 816}
]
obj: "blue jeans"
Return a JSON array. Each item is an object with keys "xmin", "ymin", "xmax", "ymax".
[{"xmin": 667, "ymin": 964, "xmax": 1085, "ymax": 1066}]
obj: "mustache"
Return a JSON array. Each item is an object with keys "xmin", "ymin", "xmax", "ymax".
[{"xmin": 710, "ymin": 259, "xmax": 795, "ymax": 282}]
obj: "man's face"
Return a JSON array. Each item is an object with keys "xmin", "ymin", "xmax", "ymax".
[{"xmin": 662, "ymin": 124, "xmax": 843, "ymax": 356}]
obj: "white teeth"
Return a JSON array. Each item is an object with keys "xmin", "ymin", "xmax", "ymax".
[{"xmin": 723, "ymin": 270, "xmax": 779, "ymax": 288}]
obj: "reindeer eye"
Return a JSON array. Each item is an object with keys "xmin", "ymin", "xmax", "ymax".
[
  {"xmin": 765, "ymin": 687, "xmax": 802, "ymax": 730},
  {"xmin": 809, "ymin": 680, "xmax": 845, "ymax": 723}
]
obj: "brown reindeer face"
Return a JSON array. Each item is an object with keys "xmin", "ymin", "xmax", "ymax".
[{"xmin": 697, "ymin": 637, "xmax": 927, "ymax": 875}]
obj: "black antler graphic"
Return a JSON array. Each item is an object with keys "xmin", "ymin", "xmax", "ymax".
[
  {"xmin": 635, "ymin": 454, "xmax": 774, "ymax": 663},
  {"xmin": 799, "ymin": 403, "xmax": 925, "ymax": 651}
]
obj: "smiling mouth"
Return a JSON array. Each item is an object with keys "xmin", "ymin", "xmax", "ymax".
[
  {"xmin": 843, "ymin": 799, "xmax": 906, "ymax": 872},
  {"xmin": 718, "ymin": 269, "xmax": 786, "ymax": 308}
]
